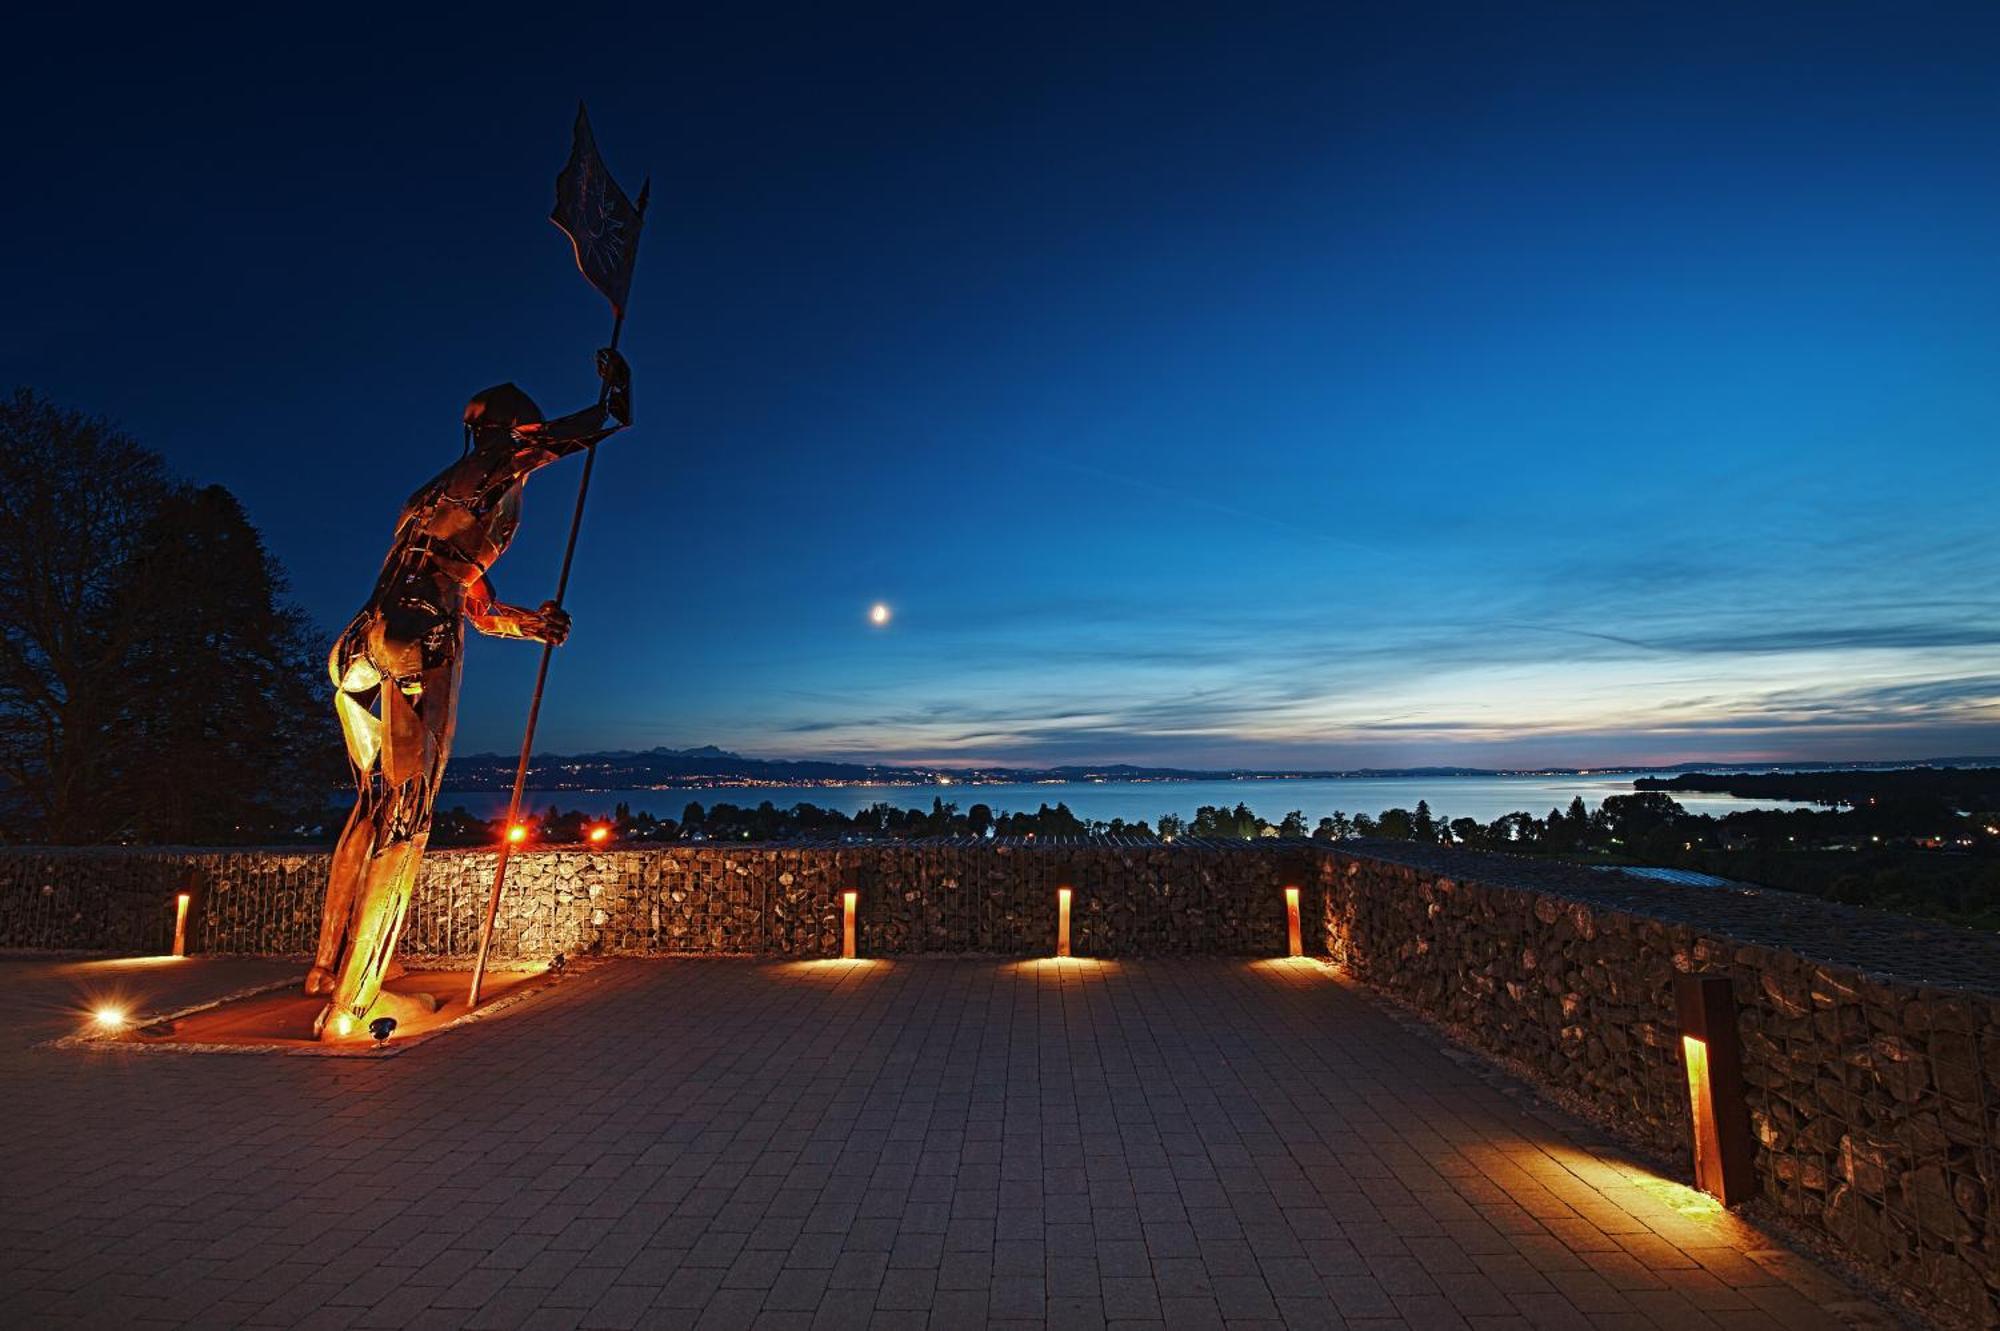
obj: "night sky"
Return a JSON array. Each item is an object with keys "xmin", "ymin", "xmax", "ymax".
[{"xmin": 9, "ymin": 6, "xmax": 2000, "ymax": 768}]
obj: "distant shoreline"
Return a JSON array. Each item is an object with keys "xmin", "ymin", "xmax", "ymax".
[
  {"xmin": 438, "ymin": 758, "xmax": 2000, "ymax": 796},
  {"xmin": 428, "ymin": 772, "xmax": 1821, "ymax": 827}
]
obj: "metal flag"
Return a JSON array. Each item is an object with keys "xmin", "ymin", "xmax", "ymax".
[{"xmin": 550, "ymin": 103, "xmax": 648, "ymax": 316}]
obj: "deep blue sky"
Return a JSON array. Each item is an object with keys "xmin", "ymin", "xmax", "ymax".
[{"xmin": 9, "ymin": 5, "xmax": 2000, "ymax": 767}]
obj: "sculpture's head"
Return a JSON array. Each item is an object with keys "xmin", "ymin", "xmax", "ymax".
[{"xmin": 463, "ymin": 383, "xmax": 543, "ymax": 454}]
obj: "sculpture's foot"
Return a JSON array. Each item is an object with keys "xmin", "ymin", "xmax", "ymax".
[
  {"xmin": 303, "ymin": 965, "xmax": 336, "ymax": 997},
  {"xmin": 370, "ymin": 989, "xmax": 440, "ymax": 1022}
]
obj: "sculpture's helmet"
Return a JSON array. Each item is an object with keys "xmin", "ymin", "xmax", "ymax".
[{"xmin": 463, "ymin": 383, "xmax": 543, "ymax": 433}]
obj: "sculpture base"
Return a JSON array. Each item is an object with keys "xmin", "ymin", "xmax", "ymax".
[{"xmin": 82, "ymin": 965, "xmax": 552, "ymax": 1055}]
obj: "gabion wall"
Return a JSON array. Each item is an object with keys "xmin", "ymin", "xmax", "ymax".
[
  {"xmin": 1320, "ymin": 846, "xmax": 2000, "ymax": 1329},
  {"xmin": 0, "ymin": 841, "xmax": 1316, "ymax": 960}
]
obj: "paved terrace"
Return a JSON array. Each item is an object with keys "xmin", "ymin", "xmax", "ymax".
[{"xmin": 1, "ymin": 955, "xmax": 1900, "ymax": 1331}]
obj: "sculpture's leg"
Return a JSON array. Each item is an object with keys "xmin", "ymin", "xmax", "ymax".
[
  {"xmin": 321, "ymin": 830, "xmax": 427, "ymax": 1031},
  {"xmin": 316, "ymin": 659, "xmax": 459, "ymax": 1039},
  {"xmin": 307, "ymin": 798, "xmax": 375, "ymax": 995},
  {"xmin": 308, "ymin": 642, "xmax": 385, "ymax": 997}
]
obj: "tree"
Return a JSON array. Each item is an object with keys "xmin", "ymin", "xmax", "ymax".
[
  {"xmin": 1277, "ymin": 809, "xmax": 1308, "ymax": 838},
  {"xmin": 1599, "ymin": 792, "xmax": 1684, "ymax": 845},
  {"xmin": 1157, "ymin": 812, "xmax": 1186, "ymax": 840},
  {"xmin": 1412, "ymin": 801, "xmax": 1435, "ymax": 841},
  {"xmin": 109, "ymin": 486, "xmax": 333, "ymax": 841},
  {"xmin": 0, "ymin": 390, "xmax": 332, "ymax": 842},
  {"xmin": 0, "ymin": 390, "xmax": 170, "ymax": 839},
  {"xmin": 1566, "ymin": 796, "xmax": 1591, "ymax": 839}
]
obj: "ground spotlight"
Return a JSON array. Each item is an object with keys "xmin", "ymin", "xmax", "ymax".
[
  {"xmin": 93, "ymin": 1006, "xmax": 126, "ymax": 1030},
  {"xmin": 506, "ymin": 823, "xmax": 528, "ymax": 844}
]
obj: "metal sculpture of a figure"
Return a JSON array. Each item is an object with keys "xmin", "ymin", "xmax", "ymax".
[{"xmin": 307, "ymin": 350, "xmax": 632, "ymax": 1038}]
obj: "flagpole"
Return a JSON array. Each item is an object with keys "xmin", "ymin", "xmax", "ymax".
[
  {"xmin": 464, "ymin": 113, "xmax": 644, "ymax": 1007},
  {"xmin": 467, "ymin": 243, "xmax": 644, "ymax": 1010}
]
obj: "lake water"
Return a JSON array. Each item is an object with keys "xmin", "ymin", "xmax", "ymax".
[{"xmin": 436, "ymin": 773, "xmax": 1809, "ymax": 826}]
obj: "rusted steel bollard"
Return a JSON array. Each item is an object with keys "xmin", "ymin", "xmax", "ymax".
[{"xmin": 1674, "ymin": 972, "xmax": 1756, "ymax": 1205}]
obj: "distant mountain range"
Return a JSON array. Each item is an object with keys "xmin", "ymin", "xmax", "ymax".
[{"xmin": 440, "ymin": 745, "xmax": 2000, "ymax": 792}]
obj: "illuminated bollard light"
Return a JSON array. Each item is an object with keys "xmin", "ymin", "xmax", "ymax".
[
  {"xmin": 842, "ymin": 890, "xmax": 858, "ymax": 960},
  {"xmin": 1056, "ymin": 887, "xmax": 1072, "ymax": 958},
  {"xmin": 1674, "ymin": 972, "xmax": 1756, "ymax": 1206},
  {"xmin": 1284, "ymin": 886, "xmax": 1302, "ymax": 957},
  {"xmin": 172, "ymin": 891, "xmax": 191, "ymax": 958}
]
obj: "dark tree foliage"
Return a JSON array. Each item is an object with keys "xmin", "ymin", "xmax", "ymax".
[
  {"xmin": 1638, "ymin": 767, "xmax": 2000, "ymax": 807},
  {"xmin": 110, "ymin": 486, "xmax": 333, "ymax": 841},
  {"xmin": 0, "ymin": 390, "xmax": 169, "ymax": 839},
  {"xmin": 0, "ymin": 389, "xmax": 335, "ymax": 843}
]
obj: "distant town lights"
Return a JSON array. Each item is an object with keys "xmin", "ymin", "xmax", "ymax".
[{"xmin": 869, "ymin": 602, "xmax": 891, "ymax": 626}]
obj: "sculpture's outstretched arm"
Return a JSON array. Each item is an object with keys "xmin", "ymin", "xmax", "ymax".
[
  {"xmin": 465, "ymin": 577, "xmax": 571, "ymax": 645},
  {"xmin": 509, "ymin": 347, "xmax": 632, "ymax": 464},
  {"xmin": 512, "ymin": 409, "xmax": 621, "ymax": 459}
]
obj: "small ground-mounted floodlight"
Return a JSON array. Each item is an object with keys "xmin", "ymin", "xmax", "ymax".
[
  {"xmin": 369, "ymin": 1016, "xmax": 397, "ymax": 1043},
  {"xmin": 93, "ymin": 1006, "xmax": 126, "ymax": 1031},
  {"xmin": 507, "ymin": 823, "xmax": 528, "ymax": 844},
  {"xmin": 333, "ymin": 1013, "xmax": 355, "ymax": 1038}
]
